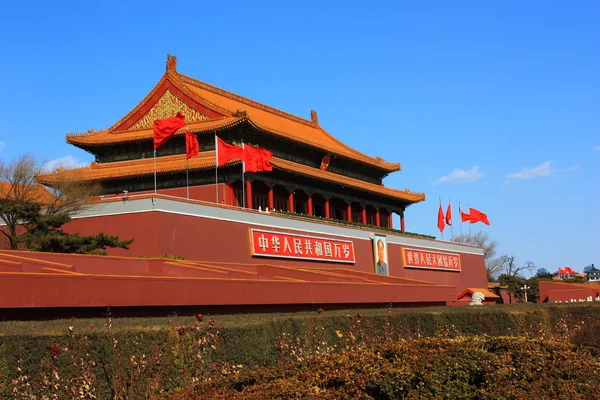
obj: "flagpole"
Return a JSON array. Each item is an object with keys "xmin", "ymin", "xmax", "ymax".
[
  {"xmin": 459, "ymin": 201, "xmax": 463, "ymax": 236},
  {"xmin": 450, "ymin": 198, "xmax": 454, "ymax": 241},
  {"xmin": 214, "ymin": 131, "xmax": 218, "ymax": 204},
  {"xmin": 186, "ymin": 157, "xmax": 190, "ymax": 199},
  {"xmin": 468, "ymin": 203, "xmax": 472, "ymax": 235},
  {"xmin": 153, "ymin": 150, "xmax": 157, "ymax": 195},
  {"xmin": 241, "ymin": 140, "xmax": 245, "ymax": 208}
]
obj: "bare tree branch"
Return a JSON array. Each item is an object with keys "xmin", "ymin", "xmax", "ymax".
[
  {"xmin": 454, "ymin": 232, "xmax": 502, "ymax": 279},
  {"xmin": 0, "ymin": 153, "xmax": 45, "ymax": 203},
  {"xmin": 0, "ymin": 154, "xmax": 99, "ymax": 249},
  {"xmin": 42, "ymin": 169, "xmax": 100, "ymax": 215}
]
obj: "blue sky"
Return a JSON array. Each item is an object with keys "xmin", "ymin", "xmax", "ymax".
[{"xmin": 0, "ymin": 1, "xmax": 598, "ymax": 274}]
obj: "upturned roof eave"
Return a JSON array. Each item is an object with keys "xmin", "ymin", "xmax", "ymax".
[
  {"xmin": 63, "ymin": 64, "xmax": 402, "ymax": 174},
  {"xmin": 65, "ymin": 117, "xmax": 246, "ymax": 148},
  {"xmin": 176, "ymin": 72, "xmax": 402, "ymax": 173},
  {"xmin": 244, "ymin": 118, "xmax": 401, "ymax": 173},
  {"xmin": 36, "ymin": 154, "xmax": 423, "ymax": 204}
]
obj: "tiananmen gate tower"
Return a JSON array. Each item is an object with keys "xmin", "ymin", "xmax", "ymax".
[
  {"xmin": 0, "ymin": 55, "xmax": 492, "ymax": 314},
  {"xmin": 38, "ymin": 54, "xmax": 423, "ymax": 228}
]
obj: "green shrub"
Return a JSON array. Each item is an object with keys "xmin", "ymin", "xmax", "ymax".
[{"xmin": 2, "ymin": 303, "xmax": 600, "ymax": 398}]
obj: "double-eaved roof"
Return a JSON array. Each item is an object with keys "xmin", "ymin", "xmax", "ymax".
[
  {"xmin": 67, "ymin": 55, "xmax": 400, "ymax": 172},
  {"xmin": 48, "ymin": 55, "xmax": 425, "ymax": 204},
  {"xmin": 36, "ymin": 152, "xmax": 426, "ymax": 203}
]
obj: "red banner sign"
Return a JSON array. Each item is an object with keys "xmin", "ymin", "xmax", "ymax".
[
  {"xmin": 250, "ymin": 229, "xmax": 355, "ymax": 263},
  {"xmin": 403, "ymin": 248, "xmax": 461, "ymax": 272}
]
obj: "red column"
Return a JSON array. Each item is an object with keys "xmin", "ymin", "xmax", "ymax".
[
  {"xmin": 361, "ymin": 207, "xmax": 367, "ymax": 224},
  {"xmin": 401, "ymin": 211, "xmax": 405, "ymax": 232},
  {"xmin": 347, "ymin": 202, "xmax": 352, "ymax": 222},
  {"xmin": 375, "ymin": 209, "xmax": 381, "ymax": 227},
  {"xmin": 325, "ymin": 198, "xmax": 330, "ymax": 219},
  {"xmin": 388, "ymin": 213, "xmax": 393, "ymax": 229},
  {"xmin": 268, "ymin": 186, "xmax": 274, "ymax": 211},
  {"xmin": 225, "ymin": 184, "xmax": 231, "ymax": 205},
  {"xmin": 288, "ymin": 191, "xmax": 294, "ymax": 213},
  {"xmin": 245, "ymin": 179, "xmax": 253, "ymax": 209},
  {"xmin": 307, "ymin": 196, "xmax": 313, "ymax": 216}
]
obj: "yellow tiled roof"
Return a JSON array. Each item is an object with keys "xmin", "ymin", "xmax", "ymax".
[
  {"xmin": 0, "ymin": 182, "xmax": 54, "ymax": 204},
  {"xmin": 179, "ymin": 73, "xmax": 401, "ymax": 172},
  {"xmin": 36, "ymin": 153, "xmax": 424, "ymax": 203},
  {"xmin": 67, "ymin": 117, "xmax": 244, "ymax": 146},
  {"xmin": 457, "ymin": 287, "xmax": 500, "ymax": 300},
  {"xmin": 66, "ymin": 60, "xmax": 401, "ymax": 172}
]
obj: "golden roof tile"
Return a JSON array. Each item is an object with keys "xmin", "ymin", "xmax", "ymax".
[
  {"xmin": 65, "ymin": 57, "xmax": 401, "ymax": 172},
  {"xmin": 67, "ymin": 117, "xmax": 244, "ymax": 146},
  {"xmin": 269, "ymin": 158, "xmax": 424, "ymax": 203},
  {"xmin": 178, "ymin": 73, "xmax": 401, "ymax": 172},
  {"xmin": 457, "ymin": 288, "xmax": 500, "ymax": 300},
  {"xmin": 0, "ymin": 182, "xmax": 54, "ymax": 204}
]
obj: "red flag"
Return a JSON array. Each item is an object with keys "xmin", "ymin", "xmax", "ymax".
[
  {"xmin": 185, "ymin": 129, "xmax": 199, "ymax": 159},
  {"xmin": 468, "ymin": 207, "xmax": 490, "ymax": 225},
  {"xmin": 244, "ymin": 144, "xmax": 273, "ymax": 172},
  {"xmin": 460, "ymin": 209, "xmax": 473, "ymax": 223},
  {"xmin": 216, "ymin": 136, "xmax": 245, "ymax": 166},
  {"xmin": 153, "ymin": 112, "xmax": 186, "ymax": 150},
  {"xmin": 445, "ymin": 202, "xmax": 452, "ymax": 226},
  {"xmin": 437, "ymin": 203, "xmax": 445, "ymax": 233}
]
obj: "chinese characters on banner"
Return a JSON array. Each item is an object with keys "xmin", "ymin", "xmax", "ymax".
[
  {"xmin": 250, "ymin": 229, "xmax": 355, "ymax": 263},
  {"xmin": 402, "ymin": 248, "xmax": 461, "ymax": 272}
]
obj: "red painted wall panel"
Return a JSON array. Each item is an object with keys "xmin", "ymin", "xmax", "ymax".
[
  {"xmin": 539, "ymin": 281, "xmax": 600, "ymax": 303},
  {"xmin": 0, "ymin": 273, "xmax": 454, "ymax": 308},
  {"xmin": 99, "ymin": 184, "xmax": 230, "ymax": 204},
  {"xmin": 61, "ymin": 210, "xmax": 487, "ymax": 296}
]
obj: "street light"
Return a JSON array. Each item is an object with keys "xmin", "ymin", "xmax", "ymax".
[{"xmin": 521, "ymin": 285, "xmax": 531, "ymax": 303}]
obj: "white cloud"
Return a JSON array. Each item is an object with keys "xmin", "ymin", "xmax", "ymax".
[
  {"xmin": 433, "ymin": 166, "xmax": 483, "ymax": 184},
  {"xmin": 0, "ymin": 141, "xmax": 5, "ymax": 151},
  {"xmin": 594, "ymin": 145, "xmax": 600, "ymax": 151},
  {"xmin": 506, "ymin": 161, "xmax": 579, "ymax": 179},
  {"xmin": 562, "ymin": 164, "xmax": 580, "ymax": 172},
  {"xmin": 506, "ymin": 161, "xmax": 552, "ymax": 179},
  {"xmin": 43, "ymin": 155, "xmax": 88, "ymax": 172}
]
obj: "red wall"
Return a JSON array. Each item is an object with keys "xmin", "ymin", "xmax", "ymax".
[
  {"xmin": 0, "ymin": 272, "xmax": 454, "ymax": 308},
  {"xmin": 539, "ymin": 281, "xmax": 600, "ymax": 303},
  {"xmin": 98, "ymin": 183, "xmax": 230, "ymax": 204},
  {"xmin": 63, "ymin": 210, "xmax": 487, "ymax": 296}
]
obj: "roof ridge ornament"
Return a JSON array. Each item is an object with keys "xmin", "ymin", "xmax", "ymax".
[
  {"xmin": 310, "ymin": 109, "xmax": 319, "ymax": 126},
  {"xmin": 166, "ymin": 54, "xmax": 177, "ymax": 72},
  {"xmin": 233, "ymin": 109, "xmax": 248, "ymax": 117}
]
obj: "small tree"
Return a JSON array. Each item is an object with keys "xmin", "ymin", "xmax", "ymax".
[
  {"xmin": 497, "ymin": 256, "xmax": 535, "ymax": 303},
  {"xmin": 535, "ymin": 267, "xmax": 553, "ymax": 281},
  {"xmin": 0, "ymin": 153, "xmax": 133, "ymax": 254},
  {"xmin": 19, "ymin": 200, "xmax": 133, "ymax": 254},
  {"xmin": 0, "ymin": 154, "xmax": 45, "ymax": 249},
  {"xmin": 453, "ymin": 232, "xmax": 502, "ymax": 281}
]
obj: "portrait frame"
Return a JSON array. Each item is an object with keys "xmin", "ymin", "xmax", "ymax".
[{"xmin": 372, "ymin": 234, "xmax": 389, "ymax": 276}]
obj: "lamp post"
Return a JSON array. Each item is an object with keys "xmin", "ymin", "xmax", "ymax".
[{"xmin": 521, "ymin": 284, "xmax": 530, "ymax": 303}]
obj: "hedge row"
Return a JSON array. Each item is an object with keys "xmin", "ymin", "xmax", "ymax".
[
  {"xmin": 1, "ymin": 303, "xmax": 600, "ymax": 398},
  {"xmin": 178, "ymin": 335, "xmax": 600, "ymax": 399}
]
